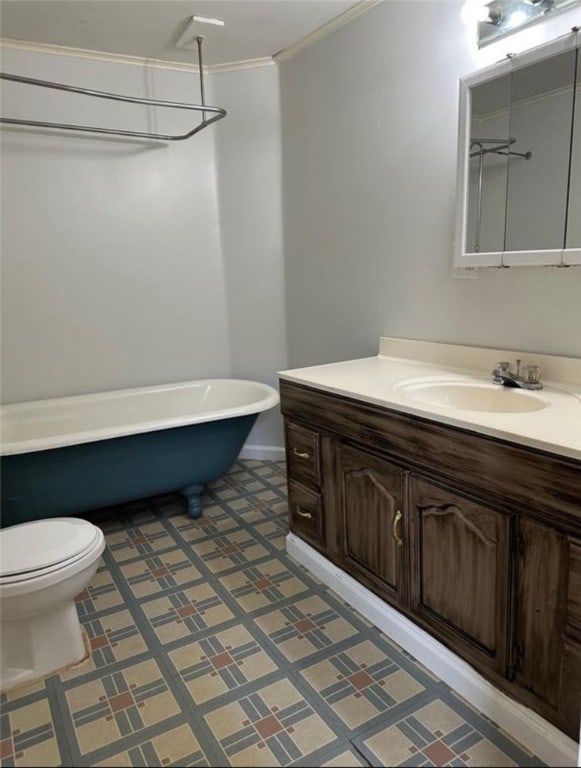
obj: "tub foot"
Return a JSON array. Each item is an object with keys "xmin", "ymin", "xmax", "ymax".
[{"xmin": 181, "ymin": 484, "xmax": 205, "ymax": 519}]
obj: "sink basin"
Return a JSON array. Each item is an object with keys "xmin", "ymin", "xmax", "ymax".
[{"xmin": 393, "ymin": 379, "xmax": 548, "ymax": 413}]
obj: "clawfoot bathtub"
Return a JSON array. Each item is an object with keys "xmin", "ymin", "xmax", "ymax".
[{"xmin": 1, "ymin": 379, "xmax": 279, "ymax": 526}]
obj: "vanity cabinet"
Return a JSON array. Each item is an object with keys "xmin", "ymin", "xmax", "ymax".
[
  {"xmin": 409, "ymin": 477, "xmax": 511, "ymax": 677},
  {"xmin": 280, "ymin": 379, "xmax": 581, "ymax": 739},
  {"xmin": 338, "ymin": 445, "xmax": 407, "ymax": 609}
]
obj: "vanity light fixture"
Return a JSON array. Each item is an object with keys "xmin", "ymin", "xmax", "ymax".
[
  {"xmin": 462, "ymin": 0, "xmax": 581, "ymax": 46},
  {"xmin": 461, "ymin": 0, "xmax": 500, "ymax": 26}
]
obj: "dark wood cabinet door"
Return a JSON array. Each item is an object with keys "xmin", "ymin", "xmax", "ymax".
[
  {"xmin": 338, "ymin": 444, "xmax": 407, "ymax": 607},
  {"xmin": 514, "ymin": 518, "xmax": 568, "ymax": 709},
  {"xmin": 409, "ymin": 476, "xmax": 510, "ymax": 675}
]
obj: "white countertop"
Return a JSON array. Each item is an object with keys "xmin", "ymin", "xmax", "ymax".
[{"xmin": 279, "ymin": 338, "xmax": 581, "ymax": 462}]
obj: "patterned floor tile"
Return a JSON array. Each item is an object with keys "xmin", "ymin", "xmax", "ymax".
[
  {"xmin": 168, "ymin": 506, "xmax": 241, "ymax": 543},
  {"xmin": 194, "ymin": 529, "xmax": 270, "ymax": 573},
  {"xmin": 116, "ymin": 499, "xmax": 165, "ymax": 527},
  {"xmin": 169, "ymin": 625, "xmax": 279, "ymax": 704},
  {"xmin": 151, "ymin": 494, "xmax": 187, "ymax": 519},
  {"xmin": 224, "ymin": 475, "xmax": 267, "ymax": 496},
  {"xmin": 118, "ymin": 547, "xmax": 202, "ymax": 599},
  {"xmin": 255, "ymin": 594, "xmax": 361, "ymax": 663},
  {"xmin": 106, "ymin": 521, "xmax": 176, "ymax": 563},
  {"xmin": 300, "ymin": 640, "xmax": 427, "ymax": 730},
  {"xmin": 1, "ymin": 698, "xmax": 61, "ymax": 766},
  {"xmin": 93, "ymin": 723, "xmax": 209, "ymax": 767},
  {"xmin": 356, "ymin": 696, "xmax": 531, "ymax": 767},
  {"xmin": 376, "ymin": 631, "xmax": 443, "ymax": 684},
  {"xmin": 65, "ymin": 659, "xmax": 180, "ymax": 756},
  {"xmin": 1, "ymin": 680, "xmax": 46, "ymax": 706},
  {"xmin": 446, "ymin": 689, "xmax": 540, "ymax": 763},
  {"xmin": 219, "ymin": 559, "xmax": 312, "ymax": 612},
  {"xmin": 60, "ymin": 610, "xmax": 148, "ymax": 680},
  {"xmin": 254, "ymin": 516, "xmax": 289, "ymax": 551},
  {"xmin": 140, "ymin": 582, "xmax": 234, "ymax": 645},
  {"xmin": 249, "ymin": 461, "xmax": 287, "ymax": 484},
  {"xmin": 320, "ymin": 747, "xmax": 369, "ymax": 766},
  {"xmin": 74, "ymin": 562, "xmax": 124, "ymax": 618},
  {"xmin": 204, "ymin": 677, "xmax": 338, "ymax": 766},
  {"xmin": 235, "ymin": 497, "xmax": 289, "ymax": 526}
]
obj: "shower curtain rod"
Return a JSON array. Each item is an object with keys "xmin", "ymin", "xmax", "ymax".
[
  {"xmin": 0, "ymin": 36, "xmax": 226, "ymax": 141},
  {"xmin": 470, "ymin": 137, "xmax": 532, "ymax": 160},
  {"xmin": 469, "ymin": 137, "xmax": 532, "ymax": 253}
]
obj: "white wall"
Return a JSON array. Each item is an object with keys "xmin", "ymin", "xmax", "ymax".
[
  {"xmin": 212, "ymin": 65, "xmax": 287, "ymax": 451},
  {"xmin": 280, "ymin": 1, "xmax": 581, "ymax": 367},
  {"xmin": 1, "ymin": 47, "xmax": 230, "ymax": 403}
]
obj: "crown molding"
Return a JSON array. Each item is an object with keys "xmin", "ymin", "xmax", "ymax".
[
  {"xmin": 0, "ymin": 38, "xmax": 202, "ymax": 72},
  {"xmin": 1, "ymin": 0, "xmax": 382, "ymax": 75},
  {"xmin": 0, "ymin": 38, "xmax": 277, "ymax": 75},
  {"xmin": 210, "ymin": 57, "xmax": 276, "ymax": 74},
  {"xmin": 273, "ymin": 0, "xmax": 383, "ymax": 64}
]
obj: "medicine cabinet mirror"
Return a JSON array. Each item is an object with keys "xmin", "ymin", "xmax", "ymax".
[{"xmin": 454, "ymin": 31, "xmax": 581, "ymax": 268}]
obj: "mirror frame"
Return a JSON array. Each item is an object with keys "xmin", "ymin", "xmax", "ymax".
[{"xmin": 454, "ymin": 32, "xmax": 581, "ymax": 269}]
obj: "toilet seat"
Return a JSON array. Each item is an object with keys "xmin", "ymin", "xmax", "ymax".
[{"xmin": 0, "ymin": 518, "xmax": 102, "ymax": 584}]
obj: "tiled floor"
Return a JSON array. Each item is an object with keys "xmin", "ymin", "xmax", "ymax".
[{"xmin": 1, "ymin": 460, "xmax": 546, "ymax": 767}]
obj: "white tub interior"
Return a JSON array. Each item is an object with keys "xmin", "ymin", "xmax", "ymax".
[{"xmin": 1, "ymin": 380, "xmax": 279, "ymax": 455}]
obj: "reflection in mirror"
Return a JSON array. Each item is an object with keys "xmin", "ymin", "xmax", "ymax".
[
  {"xmin": 566, "ymin": 48, "xmax": 581, "ymax": 248},
  {"xmin": 505, "ymin": 49, "xmax": 577, "ymax": 251},
  {"xmin": 466, "ymin": 73, "xmax": 512, "ymax": 253}
]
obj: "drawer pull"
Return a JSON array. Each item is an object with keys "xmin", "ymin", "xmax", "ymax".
[
  {"xmin": 392, "ymin": 510, "xmax": 403, "ymax": 547},
  {"xmin": 296, "ymin": 506, "xmax": 313, "ymax": 520},
  {"xmin": 293, "ymin": 447, "xmax": 310, "ymax": 460}
]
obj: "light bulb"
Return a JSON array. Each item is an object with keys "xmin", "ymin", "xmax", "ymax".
[
  {"xmin": 461, "ymin": 0, "xmax": 492, "ymax": 25},
  {"xmin": 505, "ymin": 8, "xmax": 528, "ymax": 27}
]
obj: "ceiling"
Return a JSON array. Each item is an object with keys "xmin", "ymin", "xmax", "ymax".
[{"xmin": 0, "ymin": 1, "xmax": 365, "ymax": 67}]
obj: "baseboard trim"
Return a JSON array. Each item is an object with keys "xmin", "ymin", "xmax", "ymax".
[
  {"xmin": 239, "ymin": 445, "xmax": 285, "ymax": 461},
  {"xmin": 286, "ymin": 533, "xmax": 578, "ymax": 767}
]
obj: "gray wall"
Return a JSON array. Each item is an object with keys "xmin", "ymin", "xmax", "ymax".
[
  {"xmin": 213, "ymin": 65, "xmax": 286, "ymax": 449},
  {"xmin": 280, "ymin": 0, "xmax": 581, "ymax": 368}
]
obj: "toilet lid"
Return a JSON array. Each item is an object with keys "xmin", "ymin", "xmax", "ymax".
[{"xmin": 0, "ymin": 518, "xmax": 100, "ymax": 577}]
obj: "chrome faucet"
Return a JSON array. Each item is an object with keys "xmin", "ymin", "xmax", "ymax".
[{"xmin": 492, "ymin": 359, "xmax": 543, "ymax": 390}]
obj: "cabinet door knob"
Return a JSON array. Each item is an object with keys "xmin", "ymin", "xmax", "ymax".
[
  {"xmin": 296, "ymin": 506, "xmax": 313, "ymax": 520},
  {"xmin": 293, "ymin": 447, "xmax": 310, "ymax": 459},
  {"xmin": 392, "ymin": 509, "xmax": 403, "ymax": 546}
]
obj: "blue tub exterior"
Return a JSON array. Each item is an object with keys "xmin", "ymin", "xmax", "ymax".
[{"xmin": 0, "ymin": 413, "xmax": 257, "ymax": 527}]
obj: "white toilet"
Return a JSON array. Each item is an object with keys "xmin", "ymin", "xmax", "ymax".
[{"xmin": 0, "ymin": 517, "xmax": 106, "ymax": 690}]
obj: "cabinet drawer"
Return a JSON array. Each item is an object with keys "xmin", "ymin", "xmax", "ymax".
[
  {"xmin": 289, "ymin": 481, "xmax": 324, "ymax": 548},
  {"xmin": 287, "ymin": 422, "xmax": 321, "ymax": 488}
]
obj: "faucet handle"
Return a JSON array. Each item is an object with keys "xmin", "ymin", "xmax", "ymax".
[
  {"xmin": 524, "ymin": 364, "xmax": 541, "ymax": 385},
  {"xmin": 494, "ymin": 361, "xmax": 512, "ymax": 375}
]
